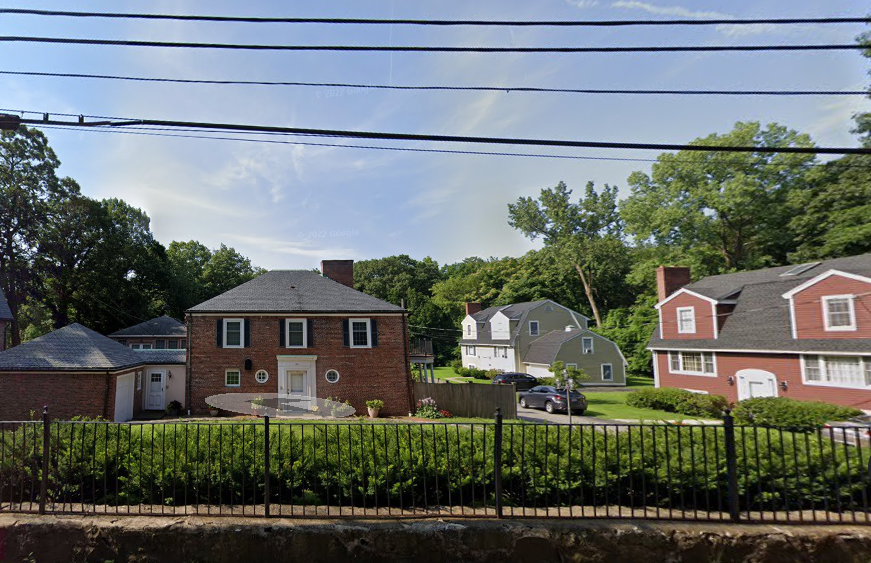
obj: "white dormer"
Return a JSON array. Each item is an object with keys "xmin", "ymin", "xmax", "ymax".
[
  {"xmin": 490, "ymin": 310, "xmax": 511, "ymax": 340},
  {"xmin": 462, "ymin": 315, "xmax": 478, "ymax": 340}
]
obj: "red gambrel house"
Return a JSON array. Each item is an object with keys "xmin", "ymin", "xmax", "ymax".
[{"xmin": 648, "ymin": 253, "xmax": 871, "ymax": 411}]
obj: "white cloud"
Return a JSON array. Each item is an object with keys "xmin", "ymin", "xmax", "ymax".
[
  {"xmin": 611, "ymin": 1, "xmax": 732, "ymax": 19},
  {"xmin": 224, "ymin": 234, "xmax": 358, "ymax": 259},
  {"xmin": 564, "ymin": 0, "xmax": 600, "ymax": 7}
]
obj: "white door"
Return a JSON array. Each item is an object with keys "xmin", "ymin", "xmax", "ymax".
[
  {"xmin": 147, "ymin": 370, "xmax": 166, "ymax": 410},
  {"xmin": 114, "ymin": 374, "xmax": 134, "ymax": 422},
  {"xmin": 736, "ymin": 369, "xmax": 778, "ymax": 401},
  {"xmin": 280, "ymin": 370, "xmax": 311, "ymax": 413}
]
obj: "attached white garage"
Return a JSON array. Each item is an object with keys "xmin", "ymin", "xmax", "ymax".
[{"xmin": 114, "ymin": 373, "xmax": 135, "ymax": 422}]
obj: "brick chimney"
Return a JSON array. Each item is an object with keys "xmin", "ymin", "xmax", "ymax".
[
  {"xmin": 322, "ymin": 260, "xmax": 354, "ymax": 288},
  {"xmin": 465, "ymin": 302, "xmax": 482, "ymax": 316},
  {"xmin": 656, "ymin": 266, "xmax": 691, "ymax": 302}
]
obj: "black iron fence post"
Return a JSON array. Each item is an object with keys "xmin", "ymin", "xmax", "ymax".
[
  {"xmin": 264, "ymin": 415, "xmax": 271, "ymax": 517},
  {"xmin": 494, "ymin": 407, "xmax": 503, "ymax": 518},
  {"xmin": 723, "ymin": 409, "xmax": 740, "ymax": 522},
  {"xmin": 39, "ymin": 406, "xmax": 50, "ymax": 515}
]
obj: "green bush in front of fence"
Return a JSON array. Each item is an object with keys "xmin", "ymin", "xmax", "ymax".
[
  {"xmin": 0, "ymin": 421, "xmax": 867, "ymax": 514},
  {"xmin": 731, "ymin": 397, "xmax": 862, "ymax": 433}
]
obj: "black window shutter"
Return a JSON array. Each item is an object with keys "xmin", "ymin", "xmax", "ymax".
[
  {"xmin": 371, "ymin": 319, "xmax": 378, "ymax": 347},
  {"xmin": 216, "ymin": 319, "xmax": 223, "ymax": 347},
  {"xmin": 244, "ymin": 318, "xmax": 251, "ymax": 347},
  {"xmin": 307, "ymin": 318, "xmax": 315, "ymax": 347},
  {"xmin": 342, "ymin": 319, "xmax": 350, "ymax": 347},
  {"xmin": 279, "ymin": 319, "xmax": 286, "ymax": 347}
]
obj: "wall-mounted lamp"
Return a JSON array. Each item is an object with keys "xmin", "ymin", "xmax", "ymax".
[
  {"xmin": 780, "ymin": 380, "xmax": 789, "ymax": 391},
  {"xmin": 167, "ymin": 370, "xmax": 172, "ymax": 379},
  {"xmin": 244, "ymin": 359, "xmax": 253, "ymax": 371},
  {"xmin": 727, "ymin": 376, "xmax": 735, "ymax": 386}
]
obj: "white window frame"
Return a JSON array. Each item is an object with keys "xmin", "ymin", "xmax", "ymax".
[
  {"xmin": 325, "ymin": 369, "xmax": 340, "ymax": 383},
  {"xmin": 466, "ymin": 324, "xmax": 472, "ymax": 336},
  {"xmin": 529, "ymin": 321, "xmax": 540, "ymax": 336},
  {"xmin": 225, "ymin": 369, "xmax": 241, "ymax": 387},
  {"xmin": 255, "ymin": 369, "xmax": 269, "ymax": 384},
  {"xmin": 136, "ymin": 371, "xmax": 142, "ymax": 391},
  {"xmin": 566, "ymin": 363, "xmax": 578, "ymax": 370},
  {"xmin": 801, "ymin": 355, "xmax": 871, "ymax": 390},
  {"xmin": 130, "ymin": 343, "xmax": 152, "ymax": 350},
  {"xmin": 582, "ymin": 337, "xmax": 594, "ymax": 354},
  {"xmin": 466, "ymin": 345, "xmax": 476, "ymax": 356},
  {"xmin": 822, "ymin": 295, "xmax": 857, "ymax": 332},
  {"xmin": 223, "ymin": 318, "xmax": 244, "ymax": 349},
  {"xmin": 667, "ymin": 351, "xmax": 717, "ymax": 377},
  {"xmin": 349, "ymin": 318, "xmax": 372, "ymax": 349},
  {"xmin": 676, "ymin": 307, "xmax": 696, "ymax": 334},
  {"xmin": 285, "ymin": 318, "xmax": 308, "ymax": 348},
  {"xmin": 601, "ymin": 363, "xmax": 614, "ymax": 381}
]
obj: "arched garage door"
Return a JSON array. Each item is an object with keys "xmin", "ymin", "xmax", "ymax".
[{"xmin": 114, "ymin": 373, "xmax": 134, "ymax": 422}]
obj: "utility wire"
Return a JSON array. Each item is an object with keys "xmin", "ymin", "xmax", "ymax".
[
  {"xmin": 2, "ymin": 70, "xmax": 866, "ymax": 96},
  {"xmin": 2, "ymin": 9, "xmax": 868, "ymax": 27},
  {"xmin": 0, "ymin": 36, "xmax": 866, "ymax": 53}
]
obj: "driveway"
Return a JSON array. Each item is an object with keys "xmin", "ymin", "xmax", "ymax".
[{"xmin": 516, "ymin": 404, "xmax": 615, "ymax": 425}]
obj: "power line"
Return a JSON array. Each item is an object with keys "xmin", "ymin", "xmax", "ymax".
[
  {"xmin": 2, "ymin": 9, "xmax": 868, "ymax": 27},
  {"xmin": 3, "ymin": 70, "xmax": 866, "ymax": 97},
  {"xmin": 15, "ymin": 113, "xmax": 870, "ymax": 155},
  {"xmin": 0, "ymin": 36, "xmax": 866, "ymax": 54}
]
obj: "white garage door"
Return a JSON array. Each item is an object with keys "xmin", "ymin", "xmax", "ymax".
[{"xmin": 114, "ymin": 373, "xmax": 134, "ymax": 422}]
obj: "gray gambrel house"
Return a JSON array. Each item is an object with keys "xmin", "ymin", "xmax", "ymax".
[{"xmin": 460, "ymin": 299, "xmax": 628, "ymax": 385}]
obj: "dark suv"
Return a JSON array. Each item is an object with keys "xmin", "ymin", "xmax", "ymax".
[{"xmin": 491, "ymin": 372, "xmax": 538, "ymax": 391}]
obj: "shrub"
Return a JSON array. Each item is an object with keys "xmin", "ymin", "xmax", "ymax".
[
  {"xmin": 626, "ymin": 388, "xmax": 728, "ymax": 418},
  {"xmin": 450, "ymin": 359, "xmax": 463, "ymax": 374},
  {"xmin": 165, "ymin": 400, "xmax": 183, "ymax": 414},
  {"xmin": 415, "ymin": 397, "xmax": 445, "ymax": 419},
  {"xmin": 732, "ymin": 397, "xmax": 862, "ymax": 432},
  {"xmin": 484, "ymin": 369, "xmax": 501, "ymax": 380},
  {"xmin": 536, "ymin": 376, "xmax": 556, "ymax": 386},
  {"xmin": 366, "ymin": 399, "xmax": 384, "ymax": 410}
]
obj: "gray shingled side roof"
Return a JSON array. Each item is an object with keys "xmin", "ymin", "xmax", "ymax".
[
  {"xmin": 524, "ymin": 329, "xmax": 586, "ymax": 365},
  {"xmin": 0, "ymin": 323, "xmax": 146, "ymax": 371},
  {"xmin": 0, "ymin": 289, "xmax": 12, "ymax": 321},
  {"xmin": 651, "ymin": 253, "xmax": 871, "ymax": 354},
  {"xmin": 187, "ymin": 270, "xmax": 404, "ymax": 314},
  {"xmin": 131, "ymin": 349, "xmax": 186, "ymax": 364},
  {"xmin": 109, "ymin": 315, "xmax": 186, "ymax": 337}
]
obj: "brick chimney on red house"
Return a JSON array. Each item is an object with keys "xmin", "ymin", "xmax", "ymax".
[
  {"xmin": 656, "ymin": 266, "xmax": 691, "ymax": 302},
  {"xmin": 465, "ymin": 302, "xmax": 482, "ymax": 316},
  {"xmin": 321, "ymin": 260, "xmax": 354, "ymax": 289}
]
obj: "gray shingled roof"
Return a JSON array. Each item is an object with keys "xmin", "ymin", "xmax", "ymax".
[
  {"xmin": 461, "ymin": 300, "xmax": 589, "ymax": 346},
  {"xmin": 524, "ymin": 329, "xmax": 586, "ymax": 365},
  {"xmin": 651, "ymin": 252, "xmax": 871, "ymax": 354},
  {"xmin": 187, "ymin": 270, "xmax": 404, "ymax": 314},
  {"xmin": 0, "ymin": 289, "xmax": 12, "ymax": 321},
  {"xmin": 131, "ymin": 349, "xmax": 186, "ymax": 364},
  {"xmin": 109, "ymin": 315, "xmax": 186, "ymax": 337},
  {"xmin": 0, "ymin": 323, "xmax": 145, "ymax": 371}
]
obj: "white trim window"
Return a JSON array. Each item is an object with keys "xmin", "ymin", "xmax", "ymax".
[
  {"xmin": 567, "ymin": 363, "xmax": 578, "ymax": 370},
  {"xmin": 501, "ymin": 347, "xmax": 508, "ymax": 358},
  {"xmin": 130, "ymin": 343, "xmax": 152, "ymax": 350},
  {"xmin": 602, "ymin": 363, "xmax": 614, "ymax": 381},
  {"xmin": 225, "ymin": 369, "xmax": 241, "ymax": 387},
  {"xmin": 668, "ymin": 351, "xmax": 716, "ymax": 376},
  {"xmin": 223, "ymin": 318, "xmax": 244, "ymax": 348},
  {"xmin": 286, "ymin": 319, "xmax": 307, "ymax": 348},
  {"xmin": 136, "ymin": 372, "xmax": 142, "ymax": 391},
  {"xmin": 677, "ymin": 307, "xmax": 696, "ymax": 334},
  {"xmin": 349, "ymin": 318, "xmax": 372, "ymax": 348},
  {"xmin": 466, "ymin": 324, "xmax": 472, "ymax": 336},
  {"xmin": 529, "ymin": 321, "xmax": 540, "ymax": 336},
  {"xmin": 802, "ymin": 355, "xmax": 871, "ymax": 389},
  {"xmin": 582, "ymin": 337, "xmax": 594, "ymax": 354},
  {"xmin": 466, "ymin": 345, "xmax": 476, "ymax": 356},
  {"xmin": 822, "ymin": 295, "xmax": 857, "ymax": 332}
]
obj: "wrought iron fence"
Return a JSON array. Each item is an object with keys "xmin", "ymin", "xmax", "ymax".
[{"xmin": 0, "ymin": 409, "xmax": 868, "ymax": 522}]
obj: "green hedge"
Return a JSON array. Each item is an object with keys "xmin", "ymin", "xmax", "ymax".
[
  {"xmin": 732, "ymin": 397, "xmax": 862, "ymax": 432},
  {"xmin": 626, "ymin": 388, "xmax": 728, "ymax": 418}
]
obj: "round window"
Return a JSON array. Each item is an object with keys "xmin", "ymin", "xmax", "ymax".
[
  {"xmin": 325, "ymin": 369, "xmax": 340, "ymax": 384},
  {"xmin": 254, "ymin": 369, "xmax": 269, "ymax": 384}
]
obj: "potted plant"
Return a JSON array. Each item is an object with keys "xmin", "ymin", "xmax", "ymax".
[
  {"xmin": 366, "ymin": 399, "xmax": 384, "ymax": 419},
  {"xmin": 207, "ymin": 403, "xmax": 219, "ymax": 417},
  {"xmin": 165, "ymin": 400, "xmax": 183, "ymax": 417},
  {"xmin": 251, "ymin": 396, "xmax": 266, "ymax": 413}
]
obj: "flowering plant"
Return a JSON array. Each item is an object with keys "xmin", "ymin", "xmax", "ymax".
[
  {"xmin": 439, "ymin": 409, "xmax": 453, "ymax": 419},
  {"xmin": 415, "ymin": 397, "xmax": 445, "ymax": 419}
]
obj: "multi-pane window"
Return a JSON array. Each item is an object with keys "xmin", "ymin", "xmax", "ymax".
[
  {"xmin": 803, "ymin": 355, "xmax": 871, "ymax": 388},
  {"xmin": 224, "ymin": 319, "xmax": 243, "ymax": 348},
  {"xmin": 179, "ymin": 339, "xmax": 187, "ymax": 349},
  {"xmin": 668, "ymin": 351, "xmax": 716, "ymax": 376},
  {"xmin": 167, "ymin": 340, "xmax": 179, "ymax": 349},
  {"xmin": 287, "ymin": 320, "xmax": 306, "ymax": 348},
  {"xmin": 466, "ymin": 324, "xmax": 472, "ymax": 336},
  {"xmin": 823, "ymin": 296, "xmax": 856, "ymax": 331},
  {"xmin": 582, "ymin": 337, "xmax": 594, "ymax": 354},
  {"xmin": 225, "ymin": 370, "xmax": 241, "ymax": 387},
  {"xmin": 351, "ymin": 319, "xmax": 370, "ymax": 347},
  {"xmin": 602, "ymin": 364, "xmax": 614, "ymax": 381},
  {"xmin": 677, "ymin": 307, "xmax": 696, "ymax": 334},
  {"xmin": 130, "ymin": 343, "xmax": 152, "ymax": 350},
  {"xmin": 529, "ymin": 321, "xmax": 540, "ymax": 336},
  {"xmin": 465, "ymin": 345, "xmax": 476, "ymax": 356},
  {"xmin": 155, "ymin": 340, "xmax": 166, "ymax": 349}
]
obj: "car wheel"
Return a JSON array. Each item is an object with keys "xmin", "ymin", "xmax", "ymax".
[
  {"xmin": 545, "ymin": 401, "xmax": 554, "ymax": 414},
  {"xmin": 519, "ymin": 398, "xmax": 528, "ymax": 408}
]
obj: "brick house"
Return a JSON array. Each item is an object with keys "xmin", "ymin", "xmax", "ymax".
[
  {"xmin": 0, "ymin": 288, "xmax": 12, "ymax": 351},
  {"xmin": 0, "ymin": 323, "xmax": 185, "ymax": 421},
  {"xmin": 109, "ymin": 315, "xmax": 187, "ymax": 350},
  {"xmin": 648, "ymin": 253, "xmax": 871, "ymax": 410},
  {"xmin": 186, "ymin": 260, "xmax": 413, "ymax": 416}
]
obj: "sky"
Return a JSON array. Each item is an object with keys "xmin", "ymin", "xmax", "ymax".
[{"xmin": 1, "ymin": 0, "xmax": 869, "ymax": 270}]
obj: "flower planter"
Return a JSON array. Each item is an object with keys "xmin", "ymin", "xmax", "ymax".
[
  {"xmin": 367, "ymin": 407, "xmax": 381, "ymax": 419},
  {"xmin": 209, "ymin": 409, "xmax": 219, "ymax": 417}
]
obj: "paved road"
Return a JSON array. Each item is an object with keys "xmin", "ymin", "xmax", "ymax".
[{"xmin": 516, "ymin": 404, "xmax": 614, "ymax": 425}]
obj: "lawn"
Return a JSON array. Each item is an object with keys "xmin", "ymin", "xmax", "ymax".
[
  {"xmin": 582, "ymin": 392, "xmax": 689, "ymax": 421},
  {"xmin": 431, "ymin": 366, "xmax": 488, "ymax": 384}
]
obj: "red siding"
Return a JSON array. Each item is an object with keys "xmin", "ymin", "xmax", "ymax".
[
  {"xmin": 655, "ymin": 351, "xmax": 871, "ymax": 410},
  {"xmin": 792, "ymin": 275, "xmax": 871, "ymax": 339},
  {"xmin": 189, "ymin": 315, "xmax": 412, "ymax": 417},
  {"xmin": 658, "ymin": 292, "xmax": 717, "ymax": 340}
]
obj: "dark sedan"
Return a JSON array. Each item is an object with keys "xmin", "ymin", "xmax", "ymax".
[
  {"xmin": 491, "ymin": 372, "xmax": 538, "ymax": 391},
  {"xmin": 518, "ymin": 385, "xmax": 587, "ymax": 415}
]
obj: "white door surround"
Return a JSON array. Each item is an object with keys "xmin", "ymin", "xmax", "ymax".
[
  {"xmin": 277, "ymin": 355, "xmax": 317, "ymax": 413},
  {"xmin": 736, "ymin": 369, "xmax": 779, "ymax": 401},
  {"xmin": 146, "ymin": 370, "xmax": 166, "ymax": 410}
]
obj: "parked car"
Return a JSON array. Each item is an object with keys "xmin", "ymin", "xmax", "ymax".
[
  {"xmin": 491, "ymin": 372, "xmax": 538, "ymax": 390},
  {"xmin": 518, "ymin": 385, "xmax": 587, "ymax": 415}
]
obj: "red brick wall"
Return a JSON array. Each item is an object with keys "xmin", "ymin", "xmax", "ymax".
[
  {"xmin": 189, "ymin": 315, "xmax": 412, "ymax": 416},
  {"xmin": 658, "ymin": 293, "xmax": 717, "ymax": 340},
  {"xmin": 791, "ymin": 275, "xmax": 871, "ymax": 339},
  {"xmin": 655, "ymin": 351, "xmax": 871, "ymax": 410}
]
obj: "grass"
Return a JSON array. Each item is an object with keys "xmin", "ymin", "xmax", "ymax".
[
  {"xmin": 582, "ymin": 392, "xmax": 689, "ymax": 421},
  {"xmin": 431, "ymin": 366, "xmax": 488, "ymax": 384}
]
